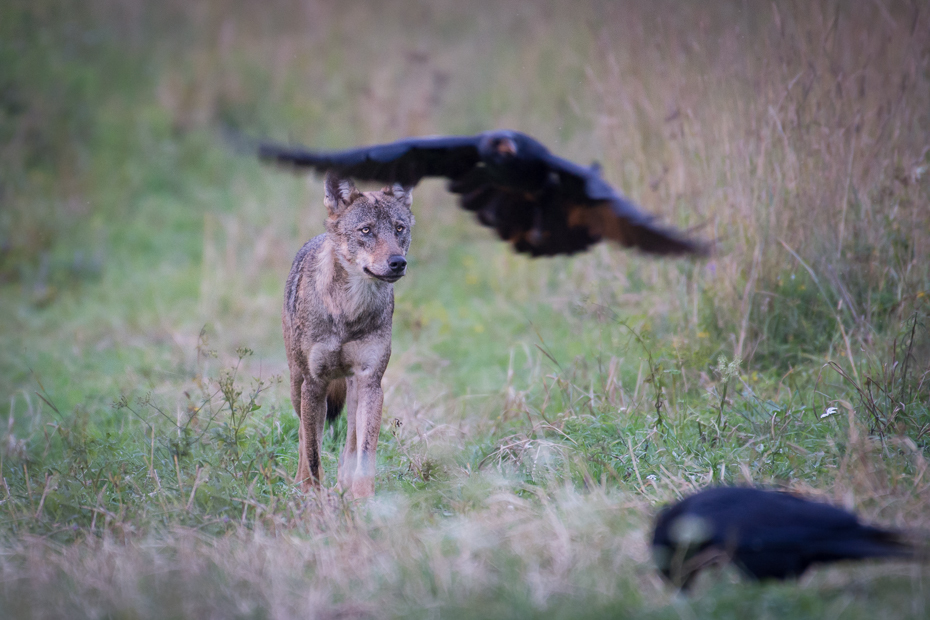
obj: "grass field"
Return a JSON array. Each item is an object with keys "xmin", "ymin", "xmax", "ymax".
[{"xmin": 1, "ymin": 1, "xmax": 929, "ymax": 617}]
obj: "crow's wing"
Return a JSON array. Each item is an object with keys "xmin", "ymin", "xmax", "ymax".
[
  {"xmin": 258, "ymin": 135, "xmax": 482, "ymax": 187},
  {"xmin": 723, "ymin": 492, "xmax": 912, "ymax": 578},
  {"xmin": 539, "ymin": 152, "xmax": 707, "ymax": 256},
  {"xmin": 450, "ymin": 151, "xmax": 706, "ymax": 256},
  {"xmin": 730, "ymin": 494, "xmax": 911, "ymax": 559},
  {"xmin": 679, "ymin": 488, "xmax": 865, "ymax": 547}
]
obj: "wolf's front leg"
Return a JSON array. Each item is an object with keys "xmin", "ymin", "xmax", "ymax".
[
  {"xmin": 298, "ymin": 380, "xmax": 328, "ymax": 491},
  {"xmin": 337, "ymin": 375, "xmax": 359, "ymax": 492},
  {"xmin": 351, "ymin": 374, "xmax": 384, "ymax": 498}
]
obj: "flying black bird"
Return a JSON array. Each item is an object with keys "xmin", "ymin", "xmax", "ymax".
[
  {"xmin": 652, "ymin": 487, "xmax": 914, "ymax": 589},
  {"xmin": 256, "ymin": 130, "xmax": 707, "ymax": 257}
]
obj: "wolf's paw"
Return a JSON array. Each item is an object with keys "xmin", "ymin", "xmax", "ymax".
[{"xmin": 351, "ymin": 477, "xmax": 375, "ymax": 499}]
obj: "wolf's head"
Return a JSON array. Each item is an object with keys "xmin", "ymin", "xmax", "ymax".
[{"xmin": 324, "ymin": 172, "xmax": 415, "ymax": 283}]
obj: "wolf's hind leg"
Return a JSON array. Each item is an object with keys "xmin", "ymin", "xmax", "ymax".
[{"xmin": 326, "ymin": 377, "xmax": 347, "ymax": 421}]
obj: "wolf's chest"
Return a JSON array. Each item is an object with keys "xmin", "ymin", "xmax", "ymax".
[{"xmin": 306, "ymin": 335, "xmax": 390, "ymax": 380}]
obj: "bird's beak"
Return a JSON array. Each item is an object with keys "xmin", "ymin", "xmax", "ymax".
[{"xmin": 496, "ymin": 137, "xmax": 518, "ymax": 155}]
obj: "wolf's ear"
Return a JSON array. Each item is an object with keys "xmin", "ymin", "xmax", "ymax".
[
  {"xmin": 324, "ymin": 172, "xmax": 361, "ymax": 215},
  {"xmin": 383, "ymin": 183, "xmax": 414, "ymax": 208}
]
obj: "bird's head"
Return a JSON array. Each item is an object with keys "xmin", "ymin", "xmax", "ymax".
[
  {"xmin": 479, "ymin": 131, "xmax": 521, "ymax": 163},
  {"xmin": 492, "ymin": 135, "xmax": 518, "ymax": 156}
]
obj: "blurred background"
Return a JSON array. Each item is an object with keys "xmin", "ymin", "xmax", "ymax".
[
  {"xmin": 0, "ymin": 1, "xmax": 928, "ymax": 617},
  {"xmin": 2, "ymin": 0, "xmax": 927, "ymax": 395}
]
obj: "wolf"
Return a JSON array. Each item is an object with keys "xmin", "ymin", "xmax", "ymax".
[{"xmin": 282, "ymin": 172, "xmax": 414, "ymax": 498}]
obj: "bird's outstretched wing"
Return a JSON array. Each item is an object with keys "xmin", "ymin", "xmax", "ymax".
[
  {"xmin": 448, "ymin": 149, "xmax": 704, "ymax": 256},
  {"xmin": 256, "ymin": 130, "xmax": 708, "ymax": 257},
  {"xmin": 543, "ymin": 152, "xmax": 700, "ymax": 254},
  {"xmin": 258, "ymin": 135, "xmax": 481, "ymax": 187}
]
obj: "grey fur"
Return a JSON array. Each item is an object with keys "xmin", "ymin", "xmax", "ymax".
[{"xmin": 283, "ymin": 172, "xmax": 414, "ymax": 498}]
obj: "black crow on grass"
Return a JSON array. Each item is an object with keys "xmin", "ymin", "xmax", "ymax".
[
  {"xmin": 256, "ymin": 130, "xmax": 708, "ymax": 257},
  {"xmin": 652, "ymin": 487, "xmax": 915, "ymax": 589}
]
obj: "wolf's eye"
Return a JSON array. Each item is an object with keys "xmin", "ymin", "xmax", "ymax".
[
  {"xmin": 395, "ymin": 225, "xmax": 405, "ymax": 233},
  {"xmin": 360, "ymin": 227, "xmax": 371, "ymax": 234}
]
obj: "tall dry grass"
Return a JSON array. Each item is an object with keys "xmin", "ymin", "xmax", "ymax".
[{"xmin": 582, "ymin": 1, "xmax": 929, "ymax": 363}]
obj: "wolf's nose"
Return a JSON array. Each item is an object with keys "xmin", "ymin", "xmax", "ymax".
[{"xmin": 388, "ymin": 255, "xmax": 407, "ymax": 273}]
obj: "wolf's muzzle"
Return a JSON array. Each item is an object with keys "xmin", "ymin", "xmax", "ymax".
[{"xmin": 388, "ymin": 255, "xmax": 407, "ymax": 275}]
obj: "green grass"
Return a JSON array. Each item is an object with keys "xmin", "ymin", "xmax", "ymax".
[{"xmin": 1, "ymin": 0, "xmax": 929, "ymax": 617}]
